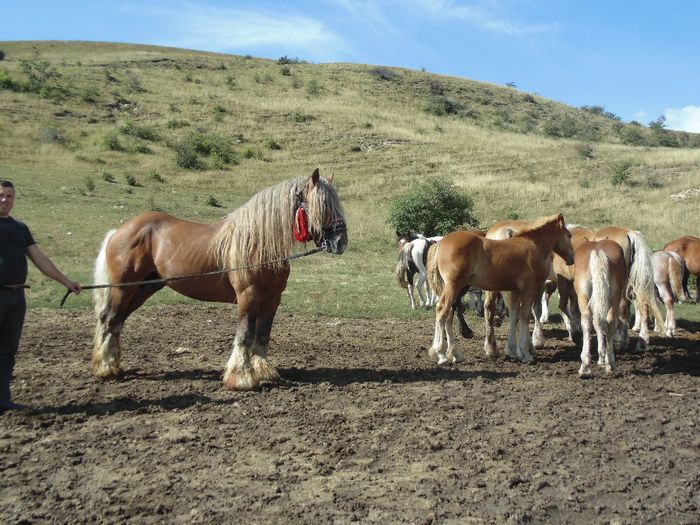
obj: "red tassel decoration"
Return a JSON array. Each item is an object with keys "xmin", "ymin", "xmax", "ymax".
[{"xmin": 293, "ymin": 207, "xmax": 312, "ymax": 243}]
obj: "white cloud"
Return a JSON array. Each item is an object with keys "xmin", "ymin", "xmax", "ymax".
[
  {"xmin": 151, "ymin": 3, "xmax": 344, "ymax": 59},
  {"xmin": 664, "ymin": 106, "xmax": 700, "ymax": 133},
  {"xmin": 410, "ymin": 0, "xmax": 558, "ymax": 35}
]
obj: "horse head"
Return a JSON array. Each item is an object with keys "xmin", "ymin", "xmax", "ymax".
[
  {"xmin": 298, "ymin": 168, "xmax": 348, "ymax": 254},
  {"xmin": 552, "ymin": 213, "xmax": 574, "ymax": 265}
]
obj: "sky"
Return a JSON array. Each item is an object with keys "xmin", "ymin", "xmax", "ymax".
[{"xmin": 3, "ymin": 1, "xmax": 700, "ymax": 132}]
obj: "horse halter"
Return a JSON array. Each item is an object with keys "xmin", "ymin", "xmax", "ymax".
[{"xmin": 295, "ymin": 190, "xmax": 347, "ymax": 251}]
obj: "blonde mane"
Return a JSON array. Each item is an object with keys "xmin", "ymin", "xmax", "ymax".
[
  {"xmin": 211, "ymin": 176, "xmax": 344, "ymax": 283},
  {"xmin": 513, "ymin": 214, "xmax": 562, "ymax": 237}
]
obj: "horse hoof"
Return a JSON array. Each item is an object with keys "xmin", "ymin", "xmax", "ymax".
[
  {"xmin": 520, "ymin": 356, "xmax": 534, "ymax": 364},
  {"xmin": 578, "ymin": 369, "xmax": 593, "ymax": 379},
  {"xmin": 223, "ymin": 370, "xmax": 259, "ymax": 391},
  {"xmin": 93, "ymin": 364, "xmax": 123, "ymax": 380},
  {"xmin": 436, "ymin": 356, "xmax": 451, "ymax": 366},
  {"xmin": 460, "ymin": 328, "xmax": 474, "ymax": 339}
]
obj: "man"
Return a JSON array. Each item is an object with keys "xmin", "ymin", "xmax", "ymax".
[{"xmin": 0, "ymin": 180, "xmax": 81, "ymax": 413}]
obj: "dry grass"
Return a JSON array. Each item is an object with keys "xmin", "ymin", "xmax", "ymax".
[{"xmin": 0, "ymin": 41, "xmax": 698, "ymax": 318}]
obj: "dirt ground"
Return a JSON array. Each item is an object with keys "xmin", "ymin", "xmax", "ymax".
[{"xmin": 1, "ymin": 304, "xmax": 699, "ymax": 524}]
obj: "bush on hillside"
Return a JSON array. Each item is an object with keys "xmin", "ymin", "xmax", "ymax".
[
  {"xmin": 387, "ymin": 178, "xmax": 479, "ymax": 237},
  {"xmin": 0, "ymin": 50, "xmax": 5, "ymax": 61}
]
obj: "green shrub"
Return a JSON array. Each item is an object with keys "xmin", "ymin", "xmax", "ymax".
[
  {"xmin": 166, "ymin": 119, "xmax": 189, "ymax": 129},
  {"xmin": 575, "ymin": 143, "xmax": 594, "ymax": 160},
  {"xmin": 290, "ymin": 112, "xmax": 315, "ymax": 123},
  {"xmin": 124, "ymin": 174, "xmax": 139, "ymax": 187},
  {"xmin": 40, "ymin": 128, "xmax": 65, "ymax": 145},
  {"xmin": 102, "ymin": 131, "xmax": 124, "ymax": 151},
  {"xmin": 265, "ymin": 139, "xmax": 282, "ymax": 150},
  {"xmin": 83, "ymin": 176, "xmax": 95, "ymax": 193},
  {"xmin": 174, "ymin": 141, "xmax": 200, "ymax": 170},
  {"xmin": 80, "ymin": 86, "xmax": 99, "ymax": 103},
  {"xmin": 148, "ymin": 170, "xmax": 165, "ymax": 183},
  {"xmin": 206, "ymin": 195, "xmax": 222, "ymax": 207},
  {"xmin": 0, "ymin": 50, "xmax": 5, "ymax": 61},
  {"xmin": 387, "ymin": 178, "xmax": 479, "ymax": 236},
  {"xmin": 369, "ymin": 67, "xmax": 398, "ymax": 82},
  {"xmin": 119, "ymin": 119, "xmax": 159, "ymax": 141},
  {"xmin": 306, "ymin": 80, "xmax": 322, "ymax": 96},
  {"xmin": 425, "ymin": 96, "xmax": 461, "ymax": 116},
  {"xmin": 610, "ymin": 160, "xmax": 633, "ymax": 186},
  {"xmin": 101, "ymin": 170, "xmax": 115, "ymax": 183}
]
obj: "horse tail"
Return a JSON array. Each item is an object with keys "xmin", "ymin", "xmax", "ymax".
[
  {"xmin": 394, "ymin": 243, "xmax": 412, "ymax": 289},
  {"xmin": 93, "ymin": 229, "xmax": 117, "ymax": 317},
  {"xmin": 427, "ymin": 242, "xmax": 444, "ymax": 297},
  {"xmin": 589, "ymin": 249, "xmax": 610, "ymax": 330},
  {"xmin": 668, "ymin": 252, "xmax": 688, "ymax": 302},
  {"xmin": 627, "ymin": 230, "xmax": 665, "ymax": 327}
]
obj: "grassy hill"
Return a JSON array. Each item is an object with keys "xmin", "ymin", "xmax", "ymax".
[{"xmin": 1, "ymin": 41, "xmax": 698, "ymax": 319}]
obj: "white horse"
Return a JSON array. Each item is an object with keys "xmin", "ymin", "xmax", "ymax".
[{"xmin": 394, "ymin": 234, "xmax": 442, "ymax": 309}]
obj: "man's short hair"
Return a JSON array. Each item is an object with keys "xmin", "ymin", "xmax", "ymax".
[{"xmin": 0, "ymin": 180, "xmax": 15, "ymax": 190}]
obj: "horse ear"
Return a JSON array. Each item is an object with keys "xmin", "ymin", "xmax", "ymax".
[
  {"xmin": 557, "ymin": 213, "xmax": 566, "ymax": 227},
  {"xmin": 327, "ymin": 174, "xmax": 334, "ymax": 184},
  {"xmin": 311, "ymin": 168, "xmax": 320, "ymax": 186}
]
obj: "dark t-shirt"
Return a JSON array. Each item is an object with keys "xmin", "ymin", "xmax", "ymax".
[{"xmin": 0, "ymin": 216, "xmax": 36, "ymax": 287}]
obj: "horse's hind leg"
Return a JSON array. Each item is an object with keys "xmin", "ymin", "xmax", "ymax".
[
  {"xmin": 483, "ymin": 292, "xmax": 498, "ymax": 359},
  {"xmin": 93, "ymin": 283, "xmax": 161, "ymax": 378},
  {"xmin": 431, "ymin": 283, "xmax": 457, "ymax": 365}
]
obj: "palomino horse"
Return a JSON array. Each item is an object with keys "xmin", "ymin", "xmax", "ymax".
[
  {"xmin": 92, "ymin": 169, "xmax": 347, "ymax": 391},
  {"xmin": 593, "ymin": 226, "xmax": 663, "ymax": 352},
  {"xmin": 483, "ymin": 219, "xmax": 549, "ymax": 350},
  {"xmin": 550, "ymin": 226, "xmax": 595, "ymax": 342},
  {"xmin": 427, "ymin": 234, "xmax": 506, "ymax": 340},
  {"xmin": 651, "ymin": 250, "xmax": 689, "ymax": 337},
  {"xmin": 394, "ymin": 235, "xmax": 442, "ymax": 309},
  {"xmin": 664, "ymin": 236, "xmax": 700, "ymax": 303},
  {"xmin": 573, "ymin": 240, "xmax": 627, "ymax": 377},
  {"xmin": 428, "ymin": 214, "xmax": 574, "ymax": 365}
]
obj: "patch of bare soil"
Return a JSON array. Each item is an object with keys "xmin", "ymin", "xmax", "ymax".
[{"xmin": 1, "ymin": 305, "xmax": 699, "ymax": 524}]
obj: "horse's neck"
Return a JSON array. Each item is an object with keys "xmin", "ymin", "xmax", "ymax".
[{"xmin": 520, "ymin": 222, "xmax": 558, "ymax": 254}]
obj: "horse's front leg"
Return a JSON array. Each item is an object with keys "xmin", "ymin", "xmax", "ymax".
[
  {"xmin": 530, "ymin": 292, "xmax": 545, "ymax": 350},
  {"xmin": 223, "ymin": 290, "xmax": 259, "ymax": 391},
  {"xmin": 250, "ymin": 292, "xmax": 282, "ymax": 383}
]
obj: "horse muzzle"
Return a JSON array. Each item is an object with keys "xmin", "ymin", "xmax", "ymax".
[{"xmin": 320, "ymin": 220, "xmax": 348, "ymax": 254}]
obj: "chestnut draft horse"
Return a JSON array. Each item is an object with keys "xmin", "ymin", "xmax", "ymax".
[
  {"xmin": 593, "ymin": 226, "xmax": 663, "ymax": 352},
  {"xmin": 92, "ymin": 169, "xmax": 347, "ymax": 391},
  {"xmin": 428, "ymin": 214, "xmax": 574, "ymax": 365},
  {"xmin": 483, "ymin": 219, "xmax": 550, "ymax": 350},
  {"xmin": 664, "ymin": 236, "xmax": 700, "ymax": 303},
  {"xmin": 651, "ymin": 250, "xmax": 689, "ymax": 337},
  {"xmin": 573, "ymin": 240, "xmax": 628, "ymax": 377}
]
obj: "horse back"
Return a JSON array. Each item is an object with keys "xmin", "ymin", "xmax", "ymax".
[
  {"xmin": 664, "ymin": 236, "xmax": 700, "ymax": 274},
  {"xmin": 107, "ymin": 212, "xmax": 236, "ymax": 302}
]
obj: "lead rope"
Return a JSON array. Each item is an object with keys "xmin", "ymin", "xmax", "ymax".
[{"xmin": 59, "ymin": 246, "xmax": 324, "ymax": 307}]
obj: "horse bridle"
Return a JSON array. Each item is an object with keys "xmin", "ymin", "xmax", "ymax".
[{"xmin": 295, "ymin": 190, "xmax": 347, "ymax": 251}]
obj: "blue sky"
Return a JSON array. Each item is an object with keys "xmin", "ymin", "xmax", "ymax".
[{"xmin": 3, "ymin": 0, "xmax": 700, "ymax": 132}]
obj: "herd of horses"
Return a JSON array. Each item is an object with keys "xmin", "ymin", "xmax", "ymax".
[
  {"xmin": 396, "ymin": 219, "xmax": 699, "ymax": 377},
  {"xmin": 84, "ymin": 170, "xmax": 697, "ymax": 390}
]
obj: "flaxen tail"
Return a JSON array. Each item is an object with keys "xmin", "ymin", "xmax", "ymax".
[
  {"xmin": 668, "ymin": 252, "xmax": 689, "ymax": 302},
  {"xmin": 627, "ymin": 230, "xmax": 665, "ymax": 328},
  {"xmin": 427, "ymin": 242, "xmax": 444, "ymax": 297},
  {"xmin": 589, "ymin": 249, "xmax": 611, "ymax": 331},
  {"xmin": 93, "ymin": 229, "xmax": 117, "ymax": 319}
]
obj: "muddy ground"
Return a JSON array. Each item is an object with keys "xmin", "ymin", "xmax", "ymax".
[{"xmin": 1, "ymin": 305, "xmax": 699, "ymax": 524}]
